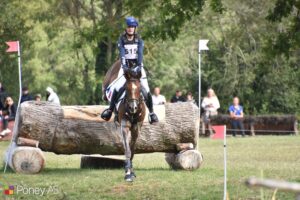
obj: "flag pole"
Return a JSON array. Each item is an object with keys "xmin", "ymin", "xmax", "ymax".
[
  {"xmin": 198, "ymin": 39, "xmax": 209, "ymax": 149},
  {"xmin": 223, "ymin": 125, "xmax": 227, "ymax": 200},
  {"xmin": 4, "ymin": 41, "xmax": 22, "ymax": 173},
  {"xmin": 198, "ymin": 51, "xmax": 201, "ymax": 121}
]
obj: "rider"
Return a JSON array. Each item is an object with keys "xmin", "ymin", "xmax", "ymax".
[{"xmin": 101, "ymin": 16, "xmax": 159, "ymax": 124}]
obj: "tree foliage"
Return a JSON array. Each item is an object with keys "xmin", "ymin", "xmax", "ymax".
[{"xmin": 0, "ymin": 0, "xmax": 299, "ymax": 115}]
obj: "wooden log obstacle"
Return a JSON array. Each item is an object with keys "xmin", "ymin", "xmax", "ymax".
[{"xmin": 5, "ymin": 101, "xmax": 203, "ymax": 173}]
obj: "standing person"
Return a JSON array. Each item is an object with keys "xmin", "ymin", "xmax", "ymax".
[
  {"xmin": 152, "ymin": 87, "xmax": 166, "ymax": 105},
  {"xmin": 170, "ymin": 90, "xmax": 186, "ymax": 103},
  {"xmin": 201, "ymin": 88, "xmax": 220, "ymax": 135},
  {"xmin": 101, "ymin": 16, "xmax": 158, "ymax": 124},
  {"xmin": 20, "ymin": 86, "xmax": 34, "ymax": 103},
  {"xmin": 0, "ymin": 96, "xmax": 16, "ymax": 138},
  {"xmin": 46, "ymin": 87, "xmax": 60, "ymax": 105},
  {"xmin": 228, "ymin": 97, "xmax": 245, "ymax": 137}
]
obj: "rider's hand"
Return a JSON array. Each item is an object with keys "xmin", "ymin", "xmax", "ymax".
[
  {"xmin": 132, "ymin": 66, "xmax": 141, "ymax": 74},
  {"xmin": 122, "ymin": 65, "xmax": 130, "ymax": 73}
]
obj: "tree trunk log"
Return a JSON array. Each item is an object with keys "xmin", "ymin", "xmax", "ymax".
[
  {"xmin": 165, "ymin": 150, "xmax": 203, "ymax": 170},
  {"xmin": 17, "ymin": 101, "xmax": 199, "ymax": 155},
  {"xmin": 5, "ymin": 145, "xmax": 45, "ymax": 174},
  {"xmin": 80, "ymin": 155, "xmax": 125, "ymax": 169}
]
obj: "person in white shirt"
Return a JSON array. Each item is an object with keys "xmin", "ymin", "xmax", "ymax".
[
  {"xmin": 46, "ymin": 87, "xmax": 60, "ymax": 105},
  {"xmin": 201, "ymin": 88, "xmax": 220, "ymax": 135},
  {"xmin": 152, "ymin": 87, "xmax": 166, "ymax": 105}
]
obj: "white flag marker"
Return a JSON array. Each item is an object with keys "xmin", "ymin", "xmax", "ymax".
[{"xmin": 199, "ymin": 39, "xmax": 209, "ymax": 52}]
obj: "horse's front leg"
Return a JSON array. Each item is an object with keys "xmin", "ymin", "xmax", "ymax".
[
  {"xmin": 121, "ymin": 120, "xmax": 133, "ymax": 182},
  {"xmin": 129, "ymin": 123, "xmax": 140, "ymax": 178}
]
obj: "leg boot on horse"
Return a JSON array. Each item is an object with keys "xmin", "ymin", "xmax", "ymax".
[{"xmin": 124, "ymin": 160, "xmax": 134, "ymax": 182}]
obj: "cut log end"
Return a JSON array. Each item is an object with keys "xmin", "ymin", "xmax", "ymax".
[
  {"xmin": 80, "ymin": 155, "xmax": 125, "ymax": 169},
  {"xmin": 165, "ymin": 150, "xmax": 203, "ymax": 170},
  {"xmin": 10, "ymin": 147, "xmax": 45, "ymax": 174}
]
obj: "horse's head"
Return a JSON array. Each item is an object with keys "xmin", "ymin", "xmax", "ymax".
[{"xmin": 125, "ymin": 78, "xmax": 141, "ymax": 115}]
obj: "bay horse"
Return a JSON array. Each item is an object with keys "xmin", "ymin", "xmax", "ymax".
[{"xmin": 103, "ymin": 60, "xmax": 146, "ymax": 182}]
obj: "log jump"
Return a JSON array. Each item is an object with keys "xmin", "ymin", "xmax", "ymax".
[{"xmin": 6, "ymin": 101, "xmax": 202, "ymax": 173}]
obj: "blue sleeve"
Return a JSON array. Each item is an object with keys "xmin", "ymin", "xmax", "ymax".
[
  {"xmin": 240, "ymin": 106, "xmax": 243, "ymax": 112},
  {"xmin": 137, "ymin": 38, "xmax": 144, "ymax": 66},
  {"xmin": 118, "ymin": 37, "xmax": 126, "ymax": 66},
  {"xmin": 228, "ymin": 105, "xmax": 233, "ymax": 112}
]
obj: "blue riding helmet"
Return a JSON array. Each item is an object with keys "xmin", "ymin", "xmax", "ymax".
[{"xmin": 126, "ymin": 16, "xmax": 138, "ymax": 27}]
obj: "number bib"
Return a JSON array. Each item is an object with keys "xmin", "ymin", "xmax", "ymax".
[{"xmin": 124, "ymin": 44, "xmax": 138, "ymax": 59}]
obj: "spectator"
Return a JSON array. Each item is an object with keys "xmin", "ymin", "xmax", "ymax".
[
  {"xmin": 201, "ymin": 88, "xmax": 220, "ymax": 135},
  {"xmin": 152, "ymin": 87, "xmax": 166, "ymax": 105},
  {"xmin": 0, "ymin": 96, "xmax": 16, "ymax": 138},
  {"xmin": 228, "ymin": 97, "xmax": 245, "ymax": 137},
  {"xmin": 0, "ymin": 82, "xmax": 5, "ymax": 93},
  {"xmin": 46, "ymin": 87, "xmax": 60, "ymax": 105},
  {"xmin": 171, "ymin": 90, "xmax": 186, "ymax": 103},
  {"xmin": 201, "ymin": 88, "xmax": 220, "ymax": 122},
  {"xmin": 20, "ymin": 86, "xmax": 34, "ymax": 103},
  {"xmin": 186, "ymin": 92, "xmax": 196, "ymax": 104},
  {"xmin": 35, "ymin": 94, "xmax": 42, "ymax": 102},
  {"xmin": 0, "ymin": 82, "xmax": 7, "ymax": 108}
]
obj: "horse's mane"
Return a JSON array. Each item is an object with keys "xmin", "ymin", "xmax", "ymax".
[{"xmin": 102, "ymin": 60, "xmax": 121, "ymax": 101}]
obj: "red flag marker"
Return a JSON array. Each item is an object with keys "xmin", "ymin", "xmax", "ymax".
[
  {"xmin": 212, "ymin": 125, "xmax": 226, "ymax": 139},
  {"xmin": 6, "ymin": 41, "xmax": 19, "ymax": 53}
]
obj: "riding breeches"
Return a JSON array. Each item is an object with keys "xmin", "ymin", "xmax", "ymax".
[{"xmin": 114, "ymin": 67, "xmax": 150, "ymax": 93}]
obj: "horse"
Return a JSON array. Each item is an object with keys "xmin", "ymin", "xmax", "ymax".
[{"xmin": 103, "ymin": 61, "xmax": 146, "ymax": 182}]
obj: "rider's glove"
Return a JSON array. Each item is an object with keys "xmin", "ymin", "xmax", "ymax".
[
  {"xmin": 132, "ymin": 66, "xmax": 142, "ymax": 74},
  {"xmin": 122, "ymin": 65, "xmax": 130, "ymax": 73}
]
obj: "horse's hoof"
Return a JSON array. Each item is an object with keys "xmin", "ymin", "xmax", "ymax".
[
  {"xmin": 124, "ymin": 174, "xmax": 133, "ymax": 182},
  {"xmin": 131, "ymin": 172, "xmax": 136, "ymax": 178}
]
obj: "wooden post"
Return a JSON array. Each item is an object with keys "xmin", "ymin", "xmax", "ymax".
[{"xmin": 294, "ymin": 120, "xmax": 298, "ymax": 135}]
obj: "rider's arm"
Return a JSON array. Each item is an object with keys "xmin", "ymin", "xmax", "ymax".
[
  {"xmin": 118, "ymin": 36, "xmax": 126, "ymax": 67},
  {"xmin": 137, "ymin": 38, "xmax": 144, "ymax": 67}
]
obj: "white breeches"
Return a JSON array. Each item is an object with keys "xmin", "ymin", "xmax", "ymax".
[{"xmin": 105, "ymin": 67, "xmax": 150, "ymax": 102}]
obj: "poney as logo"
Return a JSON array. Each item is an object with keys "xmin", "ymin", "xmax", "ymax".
[{"xmin": 1, "ymin": 185, "xmax": 14, "ymax": 195}]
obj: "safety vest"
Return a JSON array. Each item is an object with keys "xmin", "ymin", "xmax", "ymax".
[{"xmin": 121, "ymin": 34, "xmax": 140, "ymax": 61}]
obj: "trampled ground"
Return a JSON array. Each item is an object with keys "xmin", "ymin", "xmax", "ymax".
[{"xmin": 0, "ymin": 136, "xmax": 299, "ymax": 200}]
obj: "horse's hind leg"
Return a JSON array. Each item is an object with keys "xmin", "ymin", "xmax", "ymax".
[{"xmin": 121, "ymin": 121, "xmax": 133, "ymax": 182}]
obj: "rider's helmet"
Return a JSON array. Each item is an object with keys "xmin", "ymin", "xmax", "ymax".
[{"xmin": 126, "ymin": 16, "xmax": 138, "ymax": 27}]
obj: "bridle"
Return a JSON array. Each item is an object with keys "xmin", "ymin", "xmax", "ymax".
[{"xmin": 124, "ymin": 78, "xmax": 143, "ymax": 123}]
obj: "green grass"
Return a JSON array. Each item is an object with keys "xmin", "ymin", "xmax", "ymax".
[{"xmin": 0, "ymin": 136, "xmax": 299, "ymax": 199}]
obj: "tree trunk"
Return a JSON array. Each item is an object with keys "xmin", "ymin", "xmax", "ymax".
[
  {"xmin": 165, "ymin": 150, "xmax": 203, "ymax": 170},
  {"xmin": 17, "ymin": 101, "xmax": 199, "ymax": 155},
  {"xmin": 5, "ymin": 145, "xmax": 45, "ymax": 174}
]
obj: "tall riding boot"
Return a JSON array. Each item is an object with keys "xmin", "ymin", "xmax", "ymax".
[
  {"xmin": 145, "ymin": 92, "xmax": 159, "ymax": 124},
  {"xmin": 101, "ymin": 90, "xmax": 119, "ymax": 121}
]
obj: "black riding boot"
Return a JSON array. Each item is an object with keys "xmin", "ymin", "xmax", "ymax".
[
  {"xmin": 101, "ymin": 90, "xmax": 119, "ymax": 121},
  {"xmin": 144, "ymin": 91, "xmax": 159, "ymax": 124}
]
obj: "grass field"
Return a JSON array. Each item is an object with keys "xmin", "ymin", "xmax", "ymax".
[{"xmin": 0, "ymin": 136, "xmax": 299, "ymax": 200}]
